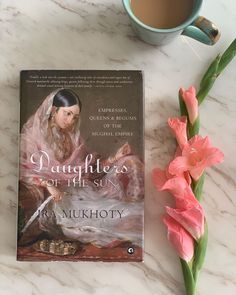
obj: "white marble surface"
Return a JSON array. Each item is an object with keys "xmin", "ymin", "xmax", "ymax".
[{"xmin": 0, "ymin": 0, "xmax": 236, "ymax": 294}]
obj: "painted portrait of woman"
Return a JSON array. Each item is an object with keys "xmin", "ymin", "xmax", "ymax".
[{"xmin": 18, "ymin": 88, "xmax": 144, "ymax": 258}]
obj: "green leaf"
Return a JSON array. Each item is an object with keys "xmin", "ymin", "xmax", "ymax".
[
  {"xmin": 192, "ymin": 222, "xmax": 208, "ymax": 281},
  {"xmin": 197, "ymin": 38, "xmax": 236, "ymax": 105},
  {"xmin": 197, "ymin": 77, "xmax": 216, "ymax": 105},
  {"xmin": 192, "ymin": 173, "xmax": 205, "ymax": 202},
  {"xmin": 180, "ymin": 259, "xmax": 196, "ymax": 295},
  {"xmin": 218, "ymin": 38, "xmax": 236, "ymax": 74},
  {"xmin": 200, "ymin": 54, "xmax": 221, "ymax": 88},
  {"xmin": 197, "ymin": 55, "xmax": 221, "ymax": 105}
]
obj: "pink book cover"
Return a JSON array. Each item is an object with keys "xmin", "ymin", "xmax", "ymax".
[{"xmin": 17, "ymin": 70, "xmax": 144, "ymax": 262}]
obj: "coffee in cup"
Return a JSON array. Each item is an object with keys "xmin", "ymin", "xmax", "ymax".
[{"xmin": 130, "ymin": 0, "xmax": 194, "ymax": 29}]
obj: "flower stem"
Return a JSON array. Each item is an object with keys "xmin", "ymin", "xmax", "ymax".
[
  {"xmin": 188, "ymin": 116, "xmax": 200, "ymax": 139},
  {"xmin": 192, "ymin": 222, "xmax": 208, "ymax": 281},
  {"xmin": 179, "ymin": 91, "xmax": 188, "ymax": 117},
  {"xmin": 192, "ymin": 173, "xmax": 205, "ymax": 202},
  {"xmin": 180, "ymin": 259, "xmax": 196, "ymax": 295},
  {"xmin": 177, "ymin": 39, "xmax": 236, "ymax": 295}
]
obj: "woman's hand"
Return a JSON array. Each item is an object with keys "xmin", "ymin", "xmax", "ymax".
[
  {"xmin": 46, "ymin": 185, "xmax": 64, "ymax": 202},
  {"xmin": 114, "ymin": 142, "xmax": 131, "ymax": 161}
]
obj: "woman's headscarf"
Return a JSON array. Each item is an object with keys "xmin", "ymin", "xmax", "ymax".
[{"xmin": 20, "ymin": 89, "xmax": 90, "ymax": 184}]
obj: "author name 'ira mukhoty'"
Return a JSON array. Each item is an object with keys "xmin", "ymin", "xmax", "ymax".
[{"xmin": 38, "ymin": 208, "xmax": 125, "ymax": 219}]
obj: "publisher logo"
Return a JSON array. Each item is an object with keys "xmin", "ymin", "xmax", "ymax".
[{"xmin": 127, "ymin": 247, "xmax": 135, "ymax": 254}]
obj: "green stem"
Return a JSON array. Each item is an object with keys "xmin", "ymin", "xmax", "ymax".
[
  {"xmin": 188, "ymin": 116, "xmax": 200, "ymax": 139},
  {"xmin": 177, "ymin": 39, "xmax": 236, "ymax": 295},
  {"xmin": 180, "ymin": 259, "xmax": 196, "ymax": 295},
  {"xmin": 179, "ymin": 92, "xmax": 188, "ymax": 117},
  {"xmin": 192, "ymin": 222, "xmax": 208, "ymax": 281},
  {"xmin": 191, "ymin": 173, "xmax": 205, "ymax": 202}
]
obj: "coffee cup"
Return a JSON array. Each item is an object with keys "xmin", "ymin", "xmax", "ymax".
[{"xmin": 122, "ymin": 0, "xmax": 220, "ymax": 46}]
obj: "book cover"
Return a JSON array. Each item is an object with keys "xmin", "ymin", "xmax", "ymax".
[{"xmin": 17, "ymin": 70, "xmax": 144, "ymax": 262}]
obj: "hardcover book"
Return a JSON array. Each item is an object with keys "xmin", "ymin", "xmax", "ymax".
[{"xmin": 17, "ymin": 70, "xmax": 144, "ymax": 262}]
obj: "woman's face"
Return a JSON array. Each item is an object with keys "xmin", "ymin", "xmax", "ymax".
[{"xmin": 53, "ymin": 105, "xmax": 80, "ymax": 130}]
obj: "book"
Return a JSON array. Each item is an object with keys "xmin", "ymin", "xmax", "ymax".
[{"xmin": 17, "ymin": 70, "xmax": 144, "ymax": 262}]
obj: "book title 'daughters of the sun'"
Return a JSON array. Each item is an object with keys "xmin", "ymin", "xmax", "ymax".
[{"xmin": 30, "ymin": 151, "xmax": 129, "ymax": 188}]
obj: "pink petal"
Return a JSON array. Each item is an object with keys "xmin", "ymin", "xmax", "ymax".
[
  {"xmin": 161, "ymin": 177, "xmax": 187, "ymax": 197},
  {"xmin": 180, "ymin": 86, "xmax": 198, "ymax": 125},
  {"xmin": 165, "ymin": 205, "xmax": 205, "ymax": 240},
  {"xmin": 152, "ymin": 168, "xmax": 168, "ymax": 191},
  {"xmin": 168, "ymin": 117, "xmax": 188, "ymax": 149},
  {"xmin": 163, "ymin": 215, "xmax": 194, "ymax": 262},
  {"xmin": 189, "ymin": 163, "xmax": 206, "ymax": 181},
  {"xmin": 161, "ymin": 177, "xmax": 195, "ymax": 202},
  {"xmin": 204, "ymin": 148, "xmax": 224, "ymax": 167},
  {"xmin": 183, "ymin": 136, "xmax": 211, "ymax": 157},
  {"xmin": 184, "ymin": 171, "xmax": 192, "ymax": 186},
  {"xmin": 181, "ymin": 135, "xmax": 224, "ymax": 180},
  {"xmin": 190, "ymin": 148, "xmax": 224, "ymax": 181},
  {"xmin": 188, "ymin": 135, "xmax": 211, "ymax": 149},
  {"xmin": 168, "ymin": 156, "xmax": 191, "ymax": 176}
]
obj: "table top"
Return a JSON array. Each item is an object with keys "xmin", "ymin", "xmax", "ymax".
[{"xmin": 0, "ymin": 0, "xmax": 235, "ymax": 294}]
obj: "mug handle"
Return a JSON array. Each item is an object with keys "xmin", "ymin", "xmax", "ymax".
[{"xmin": 182, "ymin": 16, "xmax": 220, "ymax": 45}]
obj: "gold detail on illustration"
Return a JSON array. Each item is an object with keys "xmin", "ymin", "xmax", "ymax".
[{"xmin": 33, "ymin": 239, "xmax": 79, "ymax": 256}]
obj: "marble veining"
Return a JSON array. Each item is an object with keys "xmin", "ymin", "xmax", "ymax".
[{"xmin": 0, "ymin": 0, "xmax": 236, "ymax": 294}]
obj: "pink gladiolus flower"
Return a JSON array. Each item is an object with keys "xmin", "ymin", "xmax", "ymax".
[
  {"xmin": 168, "ymin": 116, "xmax": 188, "ymax": 149},
  {"xmin": 163, "ymin": 215, "xmax": 194, "ymax": 262},
  {"xmin": 160, "ymin": 176, "xmax": 195, "ymax": 201},
  {"xmin": 152, "ymin": 165, "xmax": 191, "ymax": 192},
  {"xmin": 153, "ymin": 175, "xmax": 205, "ymax": 240},
  {"xmin": 169, "ymin": 135, "xmax": 224, "ymax": 181},
  {"xmin": 152, "ymin": 167, "xmax": 172, "ymax": 191},
  {"xmin": 179, "ymin": 86, "xmax": 198, "ymax": 125},
  {"xmin": 163, "ymin": 178, "xmax": 205, "ymax": 240},
  {"xmin": 165, "ymin": 204, "xmax": 204, "ymax": 240}
]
